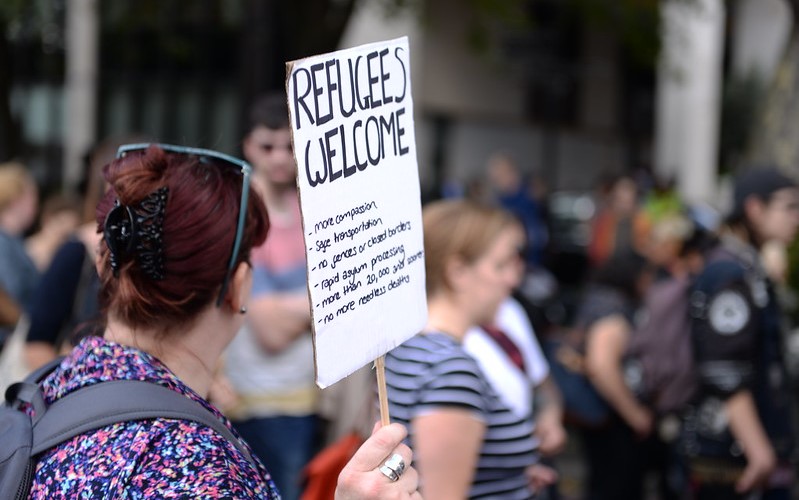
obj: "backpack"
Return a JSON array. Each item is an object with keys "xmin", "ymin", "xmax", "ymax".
[
  {"xmin": 626, "ymin": 276, "xmax": 698, "ymax": 415},
  {"xmin": 544, "ymin": 285, "xmax": 637, "ymax": 428},
  {"xmin": 543, "ymin": 326, "xmax": 612, "ymax": 428},
  {"xmin": 0, "ymin": 358, "xmax": 256, "ymax": 500}
]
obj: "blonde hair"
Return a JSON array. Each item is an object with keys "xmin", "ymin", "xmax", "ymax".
[
  {"xmin": 422, "ymin": 199, "xmax": 519, "ymax": 295},
  {"xmin": 0, "ymin": 162, "xmax": 34, "ymax": 213}
]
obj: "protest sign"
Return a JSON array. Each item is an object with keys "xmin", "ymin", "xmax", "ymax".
[{"xmin": 287, "ymin": 36, "xmax": 427, "ymax": 389}]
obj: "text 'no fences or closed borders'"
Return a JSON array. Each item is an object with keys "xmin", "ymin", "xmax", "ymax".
[{"xmin": 307, "ymin": 200, "xmax": 423, "ymax": 325}]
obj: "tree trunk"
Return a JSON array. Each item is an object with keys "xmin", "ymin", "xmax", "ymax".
[{"xmin": 745, "ymin": 12, "xmax": 799, "ymax": 170}]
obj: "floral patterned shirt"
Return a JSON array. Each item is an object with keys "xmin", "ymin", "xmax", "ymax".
[{"xmin": 29, "ymin": 336, "xmax": 281, "ymax": 499}]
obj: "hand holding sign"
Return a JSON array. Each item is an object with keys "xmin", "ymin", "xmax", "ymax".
[{"xmin": 287, "ymin": 37, "xmax": 427, "ymax": 399}]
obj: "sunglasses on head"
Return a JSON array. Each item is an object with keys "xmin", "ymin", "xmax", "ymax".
[{"xmin": 116, "ymin": 143, "xmax": 252, "ymax": 307}]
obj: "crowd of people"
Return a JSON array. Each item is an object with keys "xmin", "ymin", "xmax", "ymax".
[
  {"xmin": 457, "ymin": 159, "xmax": 799, "ymax": 500},
  {"xmin": 1, "ymin": 92, "xmax": 798, "ymax": 499}
]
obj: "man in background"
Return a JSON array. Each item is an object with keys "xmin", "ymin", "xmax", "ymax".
[{"xmin": 222, "ymin": 93, "xmax": 319, "ymax": 500}]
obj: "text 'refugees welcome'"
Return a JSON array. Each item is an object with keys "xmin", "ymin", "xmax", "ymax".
[{"xmin": 291, "ymin": 46, "xmax": 411, "ymax": 188}]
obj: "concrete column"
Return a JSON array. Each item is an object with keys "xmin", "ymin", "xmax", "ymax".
[
  {"xmin": 64, "ymin": 0, "xmax": 98, "ymax": 191},
  {"xmin": 654, "ymin": 0, "xmax": 725, "ymax": 205}
]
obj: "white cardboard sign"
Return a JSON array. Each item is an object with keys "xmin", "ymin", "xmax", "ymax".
[{"xmin": 286, "ymin": 36, "xmax": 427, "ymax": 388}]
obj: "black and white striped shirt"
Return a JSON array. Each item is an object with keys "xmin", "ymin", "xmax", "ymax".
[{"xmin": 385, "ymin": 332, "xmax": 538, "ymax": 499}]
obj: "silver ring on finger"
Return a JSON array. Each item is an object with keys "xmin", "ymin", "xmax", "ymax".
[
  {"xmin": 379, "ymin": 465, "xmax": 400, "ymax": 482},
  {"xmin": 379, "ymin": 453, "xmax": 406, "ymax": 482},
  {"xmin": 385, "ymin": 453, "xmax": 406, "ymax": 476}
]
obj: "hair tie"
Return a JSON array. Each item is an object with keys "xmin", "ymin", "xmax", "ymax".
[{"xmin": 103, "ymin": 186, "xmax": 169, "ymax": 280}]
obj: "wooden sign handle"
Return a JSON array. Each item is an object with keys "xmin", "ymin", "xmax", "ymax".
[{"xmin": 375, "ymin": 355, "xmax": 391, "ymax": 426}]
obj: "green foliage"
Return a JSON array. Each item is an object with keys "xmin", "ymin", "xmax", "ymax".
[
  {"xmin": 465, "ymin": 0, "xmax": 530, "ymax": 52},
  {"xmin": 566, "ymin": 0, "xmax": 663, "ymax": 68},
  {"xmin": 98, "ymin": 0, "xmax": 245, "ymax": 72},
  {"xmin": 374, "ymin": 0, "xmax": 425, "ymax": 19},
  {"xmin": 0, "ymin": 0, "xmax": 26, "ymax": 23},
  {"xmin": 1, "ymin": 0, "xmax": 64, "ymax": 43},
  {"xmin": 467, "ymin": 0, "xmax": 530, "ymax": 29},
  {"xmin": 377, "ymin": 0, "xmax": 698, "ymax": 70}
]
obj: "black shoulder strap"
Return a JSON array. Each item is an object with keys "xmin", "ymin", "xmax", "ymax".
[{"xmin": 30, "ymin": 379, "xmax": 256, "ymax": 467}]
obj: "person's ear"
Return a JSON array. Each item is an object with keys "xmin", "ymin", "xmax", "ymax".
[
  {"xmin": 94, "ymin": 246, "xmax": 104, "ymax": 276},
  {"xmin": 226, "ymin": 262, "xmax": 253, "ymax": 314},
  {"xmin": 242, "ymin": 134, "xmax": 258, "ymax": 164},
  {"xmin": 444, "ymin": 255, "xmax": 470, "ymax": 292},
  {"xmin": 744, "ymin": 196, "xmax": 765, "ymax": 225}
]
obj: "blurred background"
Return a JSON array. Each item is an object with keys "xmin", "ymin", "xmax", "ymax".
[
  {"xmin": 3, "ymin": 0, "xmax": 798, "ymax": 292},
  {"xmin": 4, "ymin": 2, "xmax": 799, "ymax": 497}
]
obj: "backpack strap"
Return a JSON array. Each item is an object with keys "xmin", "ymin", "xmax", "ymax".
[
  {"xmin": 29, "ymin": 379, "xmax": 256, "ymax": 467},
  {"xmin": 3, "ymin": 357, "xmax": 65, "ymax": 419}
]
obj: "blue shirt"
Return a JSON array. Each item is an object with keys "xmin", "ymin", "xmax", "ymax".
[{"xmin": 0, "ymin": 229, "xmax": 39, "ymax": 309}]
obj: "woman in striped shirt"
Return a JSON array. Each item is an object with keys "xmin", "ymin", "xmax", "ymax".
[{"xmin": 386, "ymin": 200, "xmax": 541, "ymax": 499}]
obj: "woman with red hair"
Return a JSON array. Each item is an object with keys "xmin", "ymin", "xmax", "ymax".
[{"xmin": 22, "ymin": 144, "xmax": 419, "ymax": 499}]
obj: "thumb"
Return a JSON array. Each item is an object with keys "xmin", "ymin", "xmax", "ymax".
[{"xmin": 347, "ymin": 423, "xmax": 408, "ymax": 472}]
